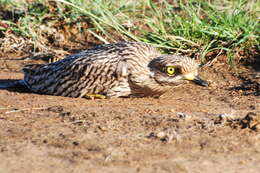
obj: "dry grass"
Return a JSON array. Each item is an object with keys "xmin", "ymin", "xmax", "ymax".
[{"xmin": 0, "ymin": 0, "xmax": 259, "ymax": 63}]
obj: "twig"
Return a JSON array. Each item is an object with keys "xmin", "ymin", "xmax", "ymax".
[
  {"xmin": 5, "ymin": 107, "xmax": 49, "ymax": 114},
  {"xmin": 203, "ymin": 49, "xmax": 223, "ymax": 67}
]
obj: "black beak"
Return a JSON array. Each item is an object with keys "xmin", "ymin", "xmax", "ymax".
[{"xmin": 192, "ymin": 76, "xmax": 208, "ymax": 87}]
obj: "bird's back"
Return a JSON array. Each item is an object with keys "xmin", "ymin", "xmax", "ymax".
[{"xmin": 23, "ymin": 42, "xmax": 161, "ymax": 97}]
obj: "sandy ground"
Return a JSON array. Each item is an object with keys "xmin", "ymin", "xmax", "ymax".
[{"xmin": 0, "ymin": 53, "xmax": 259, "ymax": 173}]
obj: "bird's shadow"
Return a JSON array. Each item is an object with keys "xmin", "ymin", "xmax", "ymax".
[{"xmin": 0, "ymin": 79, "xmax": 31, "ymax": 93}]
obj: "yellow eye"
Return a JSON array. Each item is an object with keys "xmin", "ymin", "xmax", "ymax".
[{"xmin": 165, "ymin": 66, "xmax": 175, "ymax": 75}]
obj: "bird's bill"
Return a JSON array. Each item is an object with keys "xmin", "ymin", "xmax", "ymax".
[
  {"xmin": 183, "ymin": 73, "xmax": 208, "ymax": 87},
  {"xmin": 191, "ymin": 76, "xmax": 208, "ymax": 87}
]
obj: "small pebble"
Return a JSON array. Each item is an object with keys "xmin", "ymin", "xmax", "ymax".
[{"xmin": 157, "ymin": 132, "xmax": 166, "ymax": 138}]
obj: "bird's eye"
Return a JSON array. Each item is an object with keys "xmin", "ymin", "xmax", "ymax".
[{"xmin": 165, "ymin": 66, "xmax": 175, "ymax": 76}]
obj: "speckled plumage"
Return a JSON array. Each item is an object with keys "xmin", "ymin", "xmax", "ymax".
[{"xmin": 21, "ymin": 42, "xmax": 207, "ymax": 98}]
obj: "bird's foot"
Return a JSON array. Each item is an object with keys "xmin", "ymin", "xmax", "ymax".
[{"xmin": 84, "ymin": 93, "xmax": 106, "ymax": 100}]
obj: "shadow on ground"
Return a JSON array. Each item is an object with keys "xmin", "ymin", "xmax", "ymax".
[{"xmin": 0, "ymin": 79, "xmax": 31, "ymax": 93}]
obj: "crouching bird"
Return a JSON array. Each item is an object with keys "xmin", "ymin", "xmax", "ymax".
[{"xmin": 1, "ymin": 42, "xmax": 208, "ymax": 99}]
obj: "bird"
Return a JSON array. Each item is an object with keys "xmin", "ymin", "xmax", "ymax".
[{"xmin": 1, "ymin": 42, "xmax": 208, "ymax": 99}]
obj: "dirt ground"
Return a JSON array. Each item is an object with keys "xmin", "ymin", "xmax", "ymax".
[{"xmin": 0, "ymin": 50, "xmax": 259, "ymax": 173}]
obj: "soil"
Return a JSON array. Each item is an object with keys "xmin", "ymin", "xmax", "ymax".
[{"xmin": 0, "ymin": 49, "xmax": 259, "ymax": 173}]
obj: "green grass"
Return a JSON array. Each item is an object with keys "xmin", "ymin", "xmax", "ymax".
[{"xmin": 0, "ymin": 0, "xmax": 259, "ymax": 63}]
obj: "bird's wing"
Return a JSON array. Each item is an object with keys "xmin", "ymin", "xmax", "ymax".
[
  {"xmin": 22, "ymin": 42, "xmax": 160, "ymax": 98},
  {"xmin": 22, "ymin": 64, "xmax": 46, "ymax": 75}
]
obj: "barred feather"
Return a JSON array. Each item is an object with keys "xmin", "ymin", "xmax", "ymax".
[{"xmin": 22, "ymin": 42, "xmax": 202, "ymax": 98}]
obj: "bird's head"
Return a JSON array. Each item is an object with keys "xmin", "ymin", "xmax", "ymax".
[{"xmin": 148, "ymin": 55, "xmax": 208, "ymax": 87}]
